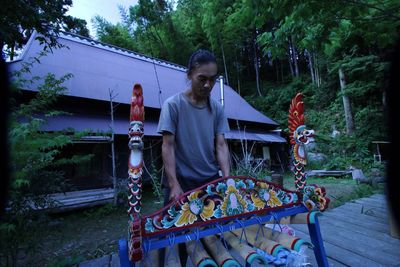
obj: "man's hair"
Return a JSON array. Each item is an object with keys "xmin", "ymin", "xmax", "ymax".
[{"xmin": 187, "ymin": 49, "xmax": 217, "ymax": 76}]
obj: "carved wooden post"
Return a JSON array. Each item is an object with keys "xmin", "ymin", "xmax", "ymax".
[
  {"xmin": 128, "ymin": 84, "xmax": 145, "ymax": 261},
  {"xmin": 288, "ymin": 93, "xmax": 314, "ymax": 191},
  {"xmin": 288, "ymin": 93, "xmax": 330, "ymax": 211}
]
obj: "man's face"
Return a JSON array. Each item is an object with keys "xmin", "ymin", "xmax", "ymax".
[{"xmin": 189, "ymin": 62, "xmax": 218, "ymax": 98}]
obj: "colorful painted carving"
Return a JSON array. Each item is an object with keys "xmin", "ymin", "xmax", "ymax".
[
  {"xmin": 121, "ymin": 89, "xmax": 330, "ymax": 265},
  {"xmin": 288, "ymin": 93, "xmax": 329, "ymax": 211},
  {"xmin": 128, "ymin": 84, "xmax": 145, "ymax": 261},
  {"xmin": 302, "ymin": 184, "xmax": 330, "ymax": 211},
  {"xmin": 144, "ymin": 177, "xmax": 300, "ymax": 235}
]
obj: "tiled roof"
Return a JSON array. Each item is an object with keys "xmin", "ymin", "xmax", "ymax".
[{"xmin": 8, "ymin": 31, "xmax": 279, "ymax": 127}]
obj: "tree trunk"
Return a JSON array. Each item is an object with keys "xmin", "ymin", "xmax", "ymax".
[
  {"xmin": 288, "ymin": 51, "xmax": 295, "ymax": 78},
  {"xmin": 253, "ymin": 34, "xmax": 262, "ymax": 96},
  {"xmin": 307, "ymin": 50, "xmax": 315, "ymax": 84},
  {"xmin": 290, "ymin": 36, "xmax": 299, "ymax": 77},
  {"xmin": 314, "ymin": 55, "xmax": 320, "ymax": 87},
  {"xmin": 314, "ymin": 53, "xmax": 321, "ymax": 87},
  {"xmin": 219, "ymin": 34, "xmax": 230, "ymax": 86},
  {"xmin": 339, "ymin": 68, "xmax": 355, "ymax": 135},
  {"xmin": 234, "ymin": 50, "xmax": 241, "ymax": 94},
  {"xmin": 109, "ymin": 89, "xmax": 117, "ymax": 205},
  {"xmin": 235, "ymin": 61, "xmax": 241, "ymax": 94}
]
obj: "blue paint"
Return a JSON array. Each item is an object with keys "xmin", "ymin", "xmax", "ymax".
[
  {"xmin": 308, "ymin": 216, "xmax": 329, "ymax": 267},
  {"xmin": 119, "ymin": 204, "xmax": 329, "ymax": 267}
]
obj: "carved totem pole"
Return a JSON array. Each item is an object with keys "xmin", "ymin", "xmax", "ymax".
[
  {"xmin": 288, "ymin": 93, "xmax": 330, "ymax": 211},
  {"xmin": 127, "ymin": 84, "xmax": 145, "ymax": 261}
]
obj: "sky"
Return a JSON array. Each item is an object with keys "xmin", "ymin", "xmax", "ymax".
[{"xmin": 66, "ymin": 0, "xmax": 138, "ymax": 37}]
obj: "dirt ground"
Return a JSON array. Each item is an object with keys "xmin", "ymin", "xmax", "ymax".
[
  {"xmin": 15, "ymin": 176, "xmax": 383, "ymax": 267},
  {"xmin": 17, "ymin": 185, "xmax": 163, "ymax": 267}
]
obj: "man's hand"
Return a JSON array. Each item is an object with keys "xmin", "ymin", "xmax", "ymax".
[
  {"xmin": 169, "ymin": 183, "xmax": 183, "ymax": 202},
  {"xmin": 216, "ymin": 134, "xmax": 231, "ymax": 177},
  {"xmin": 162, "ymin": 133, "xmax": 183, "ymax": 202}
]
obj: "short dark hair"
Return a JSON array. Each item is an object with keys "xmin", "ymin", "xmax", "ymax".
[{"xmin": 187, "ymin": 49, "xmax": 217, "ymax": 76}]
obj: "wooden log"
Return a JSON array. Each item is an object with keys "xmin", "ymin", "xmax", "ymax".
[
  {"xmin": 265, "ymin": 228, "xmax": 312, "ymax": 251},
  {"xmin": 254, "ymin": 238, "xmax": 285, "ymax": 257},
  {"xmin": 143, "ymin": 249, "xmax": 160, "ymax": 267},
  {"xmin": 232, "ymin": 225, "xmax": 312, "ymax": 252},
  {"xmin": 164, "ymin": 244, "xmax": 181, "ymax": 267},
  {"xmin": 230, "ymin": 226, "xmax": 285, "ymax": 256},
  {"xmin": 290, "ymin": 211, "xmax": 321, "ymax": 224},
  {"xmin": 186, "ymin": 240, "xmax": 218, "ymax": 267},
  {"xmin": 202, "ymin": 235, "xmax": 241, "ymax": 267},
  {"xmin": 224, "ymin": 232, "xmax": 267, "ymax": 266}
]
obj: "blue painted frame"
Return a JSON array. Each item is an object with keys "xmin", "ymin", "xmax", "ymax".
[{"xmin": 119, "ymin": 204, "xmax": 329, "ymax": 267}]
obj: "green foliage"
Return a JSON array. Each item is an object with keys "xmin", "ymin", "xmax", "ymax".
[
  {"xmin": 351, "ymin": 184, "xmax": 375, "ymax": 199},
  {"xmin": 149, "ymin": 162, "xmax": 162, "ymax": 201},
  {"xmin": 0, "ymin": 0, "xmax": 89, "ymax": 59},
  {"xmin": 92, "ymin": 16, "xmax": 138, "ymax": 52},
  {"xmin": 0, "ymin": 56, "xmax": 92, "ymax": 266},
  {"xmin": 82, "ymin": 203, "xmax": 118, "ymax": 218},
  {"xmin": 89, "ymin": 0, "xmax": 397, "ymax": 184}
]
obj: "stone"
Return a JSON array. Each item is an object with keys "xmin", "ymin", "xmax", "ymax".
[{"xmin": 351, "ymin": 169, "xmax": 371, "ymax": 184}]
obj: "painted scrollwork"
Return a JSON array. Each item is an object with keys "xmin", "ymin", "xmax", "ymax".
[{"xmin": 144, "ymin": 177, "xmax": 300, "ymax": 235}]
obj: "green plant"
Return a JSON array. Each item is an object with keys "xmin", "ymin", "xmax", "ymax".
[
  {"xmin": 82, "ymin": 203, "xmax": 118, "ymax": 218},
  {"xmin": 1, "ymin": 55, "xmax": 92, "ymax": 266}
]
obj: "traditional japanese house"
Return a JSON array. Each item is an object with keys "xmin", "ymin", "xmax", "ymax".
[{"xmin": 8, "ymin": 31, "xmax": 288, "ymax": 194}]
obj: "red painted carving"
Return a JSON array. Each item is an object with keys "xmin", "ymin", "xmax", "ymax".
[{"xmin": 128, "ymin": 84, "xmax": 144, "ymax": 261}]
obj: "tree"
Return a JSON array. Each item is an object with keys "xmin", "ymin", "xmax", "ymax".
[
  {"xmin": 92, "ymin": 15, "xmax": 138, "ymax": 52},
  {"xmin": 0, "ymin": 0, "xmax": 89, "ymax": 59},
  {"xmin": 1, "ymin": 55, "xmax": 92, "ymax": 266}
]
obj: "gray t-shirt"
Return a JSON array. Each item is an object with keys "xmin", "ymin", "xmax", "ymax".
[{"xmin": 157, "ymin": 92, "xmax": 230, "ymax": 189}]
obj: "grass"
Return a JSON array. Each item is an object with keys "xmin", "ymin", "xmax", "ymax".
[{"xmin": 9, "ymin": 175, "xmax": 385, "ymax": 266}]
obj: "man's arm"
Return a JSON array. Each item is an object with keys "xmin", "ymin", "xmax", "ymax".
[
  {"xmin": 162, "ymin": 133, "xmax": 183, "ymax": 201},
  {"xmin": 216, "ymin": 134, "xmax": 230, "ymax": 177}
]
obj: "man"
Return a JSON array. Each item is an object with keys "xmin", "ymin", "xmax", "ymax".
[{"xmin": 157, "ymin": 48, "xmax": 231, "ymax": 203}]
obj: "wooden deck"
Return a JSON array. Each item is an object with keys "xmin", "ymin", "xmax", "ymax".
[
  {"xmin": 78, "ymin": 193, "xmax": 400, "ymax": 267},
  {"xmin": 291, "ymin": 194, "xmax": 400, "ymax": 266}
]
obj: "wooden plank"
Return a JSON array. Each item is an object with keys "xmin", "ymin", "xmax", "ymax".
[
  {"xmin": 342, "ymin": 202, "xmax": 388, "ymax": 220},
  {"xmin": 327, "ymin": 205, "xmax": 388, "ymax": 224},
  {"xmin": 307, "ymin": 170, "xmax": 352, "ymax": 177},
  {"xmin": 359, "ymin": 194, "xmax": 386, "ymax": 201},
  {"xmin": 299, "ymin": 246, "xmax": 348, "ymax": 267},
  {"xmin": 291, "ymin": 225, "xmax": 400, "ymax": 266},
  {"xmin": 368, "ymin": 194, "xmax": 386, "ymax": 200},
  {"xmin": 55, "ymin": 193, "xmax": 114, "ymax": 205},
  {"xmin": 316, "ymin": 215, "xmax": 400, "ymax": 246},
  {"xmin": 332, "ymin": 204, "xmax": 387, "ymax": 224},
  {"xmin": 319, "ymin": 211, "xmax": 389, "ymax": 234},
  {"xmin": 49, "ymin": 188, "xmax": 113, "ymax": 200},
  {"xmin": 352, "ymin": 198, "xmax": 388, "ymax": 209},
  {"xmin": 292, "ymin": 222, "xmax": 400, "ymax": 259},
  {"xmin": 79, "ymin": 255, "xmax": 110, "ymax": 267},
  {"xmin": 326, "ymin": 206, "xmax": 388, "ymax": 225},
  {"xmin": 355, "ymin": 196, "xmax": 388, "ymax": 207},
  {"xmin": 49, "ymin": 198, "xmax": 114, "ymax": 212},
  {"xmin": 292, "ymin": 227, "xmax": 385, "ymax": 267},
  {"xmin": 110, "ymin": 253, "xmax": 120, "ymax": 267}
]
